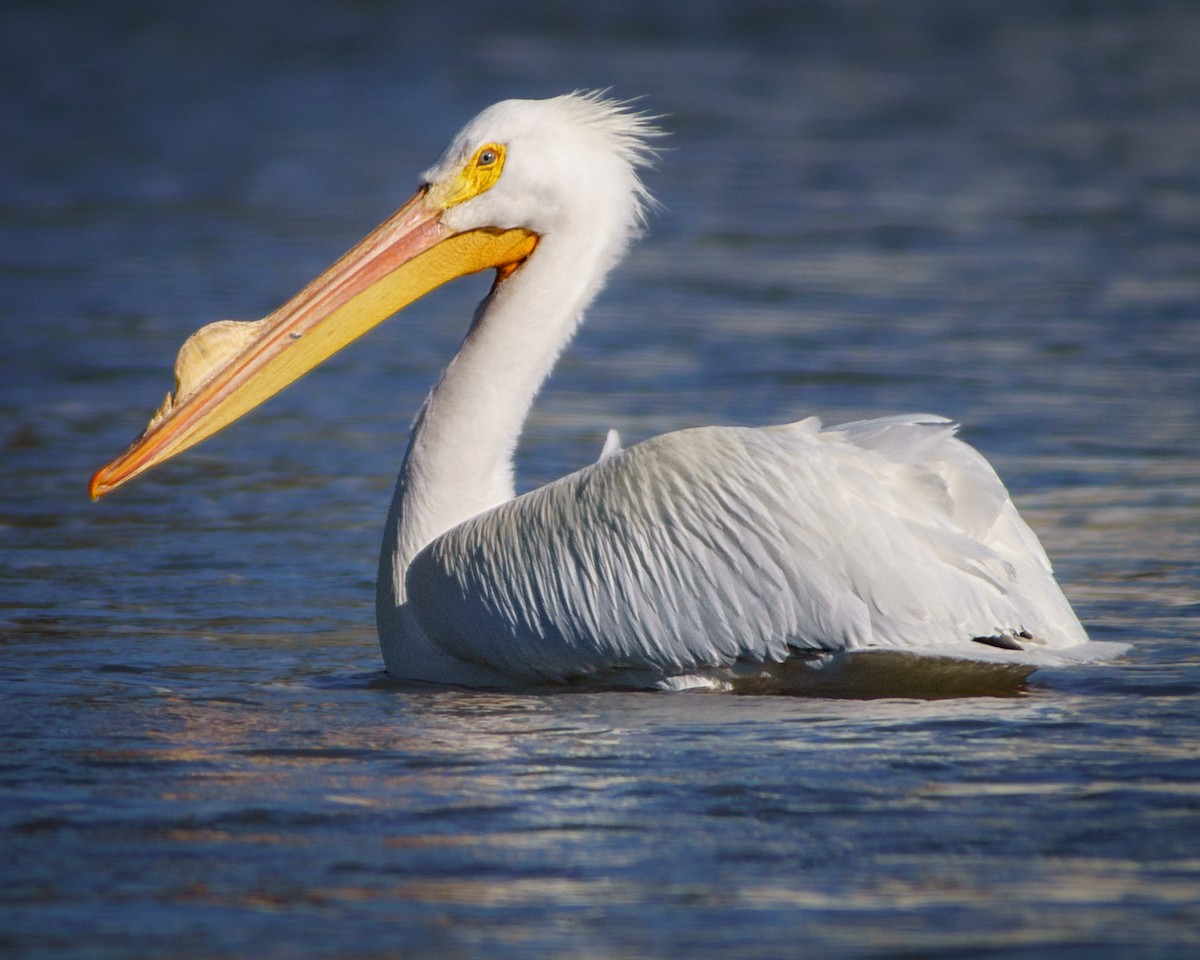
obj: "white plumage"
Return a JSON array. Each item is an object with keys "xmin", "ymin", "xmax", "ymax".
[
  {"xmin": 396, "ymin": 414, "xmax": 1101, "ymax": 689},
  {"xmin": 376, "ymin": 94, "xmax": 1109, "ymax": 688},
  {"xmin": 92, "ymin": 92, "xmax": 1124, "ymax": 690}
]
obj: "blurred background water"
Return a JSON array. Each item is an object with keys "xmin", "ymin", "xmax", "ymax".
[{"xmin": 2, "ymin": 0, "xmax": 1199, "ymax": 957}]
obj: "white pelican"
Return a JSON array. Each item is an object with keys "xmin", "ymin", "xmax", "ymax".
[{"xmin": 91, "ymin": 92, "xmax": 1123, "ymax": 691}]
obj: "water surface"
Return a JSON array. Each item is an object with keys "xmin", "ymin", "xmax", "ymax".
[{"xmin": 3, "ymin": 1, "xmax": 1199, "ymax": 957}]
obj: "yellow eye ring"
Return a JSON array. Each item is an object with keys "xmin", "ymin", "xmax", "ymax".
[{"xmin": 437, "ymin": 143, "xmax": 506, "ymax": 208}]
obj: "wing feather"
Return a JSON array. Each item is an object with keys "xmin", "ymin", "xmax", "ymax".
[{"xmin": 405, "ymin": 414, "xmax": 1089, "ymax": 683}]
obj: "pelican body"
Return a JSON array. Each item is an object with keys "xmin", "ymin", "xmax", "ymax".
[{"xmin": 91, "ymin": 93, "xmax": 1120, "ymax": 690}]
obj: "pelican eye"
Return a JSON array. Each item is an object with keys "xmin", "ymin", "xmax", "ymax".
[{"xmin": 477, "ymin": 148, "xmax": 498, "ymax": 167}]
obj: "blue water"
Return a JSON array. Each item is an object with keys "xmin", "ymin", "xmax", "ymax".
[{"xmin": 3, "ymin": 1, "xmax": 1199, "ymax": 957}]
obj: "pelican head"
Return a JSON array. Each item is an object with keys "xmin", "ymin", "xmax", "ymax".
[
  {"xmin": 430, "ymin": 94, "xmax": 656, "ymax": 243},
  {"xmin": 89, "ymin": 92, "xmax": 658, "ymax": 499}
]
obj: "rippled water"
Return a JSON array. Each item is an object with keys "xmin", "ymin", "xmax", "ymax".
[{"xmin": 3, "ymin": 1, "xmax": 1199, "ymax": 957}]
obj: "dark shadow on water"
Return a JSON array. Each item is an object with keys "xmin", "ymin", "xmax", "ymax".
[
  {"xmin": 328, "ymin": 652, "xmax": 1034, "ymax": 700},
  {"xmin": 723, "ymin": 651, "xmax": 1034, "ymax": 699}
]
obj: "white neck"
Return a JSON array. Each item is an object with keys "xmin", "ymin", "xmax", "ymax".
[{"xmin": 375, "ymin": 230, "xmax": 617, "ymax": 625}]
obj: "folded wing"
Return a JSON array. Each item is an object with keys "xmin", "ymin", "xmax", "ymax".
[{"xmin": 405, "ymin": 414, "xmax": 1090, "ymax": 684}]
